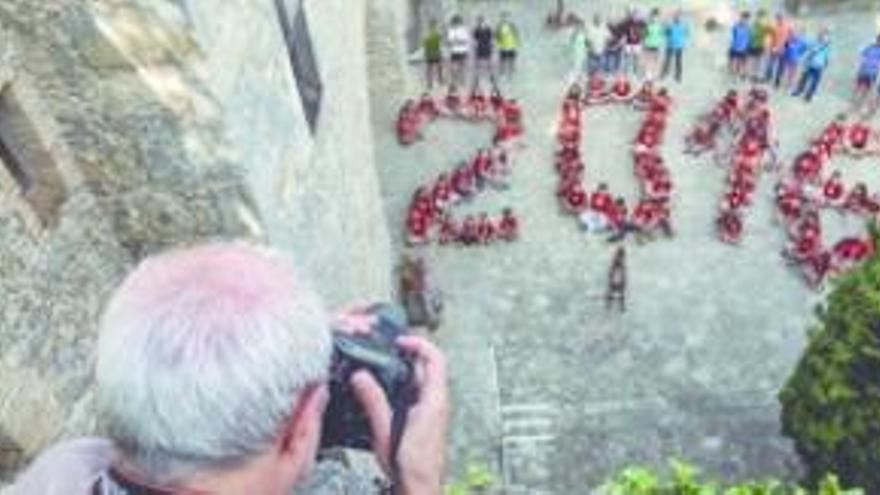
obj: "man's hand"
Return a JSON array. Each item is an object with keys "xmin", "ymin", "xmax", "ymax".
[{"xmin": 351, "ymin": 336, "xmax": 449, "ymax": 495}]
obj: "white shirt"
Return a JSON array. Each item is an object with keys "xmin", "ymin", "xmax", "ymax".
[{"xmin": 447, "ymin": 25, "xmax": 471, "ymax": 55}]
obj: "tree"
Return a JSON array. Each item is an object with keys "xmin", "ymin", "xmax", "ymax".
[{"xmin": 779, "ymin": 230, "xmax": 880, "ymax": 493}]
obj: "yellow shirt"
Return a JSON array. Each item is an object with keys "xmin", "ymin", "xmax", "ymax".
[{"xmin": 496, "ymin": 23, "xmax": 519, "ymax": 51}]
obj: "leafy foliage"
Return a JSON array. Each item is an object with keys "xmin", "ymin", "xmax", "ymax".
[
  {"xmin": 779, "ymin": 230, "xmax": 880, "ymax": 493},
  {"xmin": 597, "ymin": 460, "xmax": 861, "ymax": 495},
  {"xmin": 445, "ymin": 460, "xmax": 862, "ymax": 495},
  {"xmin": 445, "ymin": 463, "xmax": 496, "ymax": 495}
]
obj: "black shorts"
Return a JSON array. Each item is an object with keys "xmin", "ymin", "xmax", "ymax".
[
  {"xmin": 748, "ymin": 46, "xmax": 765, "ymax": 57},
  {"xmin": 500, "ymin": 50, "xmax": 517, "ymax": 60},
  {"xmin": 476, "ymin": 51, "xmax": 492, "ymax": 61},
  {"xmin": 426, "ymin": 56, "xmax": 442, "ymax": 65},
  {"xmin": 729, "ymin": 49, "xmax": 747, "ymax": 61},
  {"xmin": 857, "ymin": 72, "xmax": 877, "ymax": 88},
  {"xmin": 451, "ymin": 52, "xmax": 468, "ymax": 63}
]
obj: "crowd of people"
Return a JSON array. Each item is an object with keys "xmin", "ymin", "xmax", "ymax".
[
  {"xmin": 567, "ymin": 6, "xmax": 691, "ymax": 84},
  {"xmin": 400, "ymin": 87, "xmax": 524, "ymax": 247},
  {"xmin": 421, "ymin": 12, "xmax": 521, "ymax": 90},
  {"xmin": 727, "ymin": 10, "xmax": 834, "ymax": 103},
  {"xmin": 777, "ymin": 115, "xmax": 879, "ymax": 288},
  {"xmin": 554, "ymin": 75, "xmax": 674, "ymax": 244}
]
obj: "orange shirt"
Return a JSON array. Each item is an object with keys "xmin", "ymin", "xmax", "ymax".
[{"xmin": 770, "ymin": 20, "xmax": 793, "ymax": 53}]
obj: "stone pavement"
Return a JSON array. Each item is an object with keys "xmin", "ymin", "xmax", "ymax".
[{"xmin": 370, "ymin": 1, "xmax": 879, "ymax": 492}]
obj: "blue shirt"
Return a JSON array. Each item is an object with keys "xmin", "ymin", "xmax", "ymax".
[
  {"xmin": 859, "ymin": 44, "xmax": 880, "ymax": 76},
  {"xmin": 783, "ymin": 35, "xmax": 807, "ymax": 63},
  {"xmin": 731, "ymin": 21, "xmax": 752, "ymax": 53},
  {"xmin": 806, "ymin": 40, "xmax": 831, "ymax": 70},
  {"xmin": 666, "ymin": 20, "xmax": 690, "ymax": 50}
]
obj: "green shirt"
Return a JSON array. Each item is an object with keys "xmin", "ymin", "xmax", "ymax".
[
  {"xmin": 750, "ymin": 20, "xmax": 772, "ymax": 50},
  {"xmin": 423, "ymin": 30, "xmax": 443, "ymax": 60},
  {"xmin": 644, "ymin": 20, "xmax": 665, "ymax": 49}
]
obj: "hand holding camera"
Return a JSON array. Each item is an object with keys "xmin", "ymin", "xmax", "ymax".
[{"xmin": 322, "ymin": 304, "xmax": 449, "ymax": 495}]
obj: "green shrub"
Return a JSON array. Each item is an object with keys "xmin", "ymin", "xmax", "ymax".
[
  {"xmin": 779, "ymin": 231, "xmax": 880, "ymax": 493},
  {"xmin": 444, "ymin": 460, "xmax": 862, "ymax": 494},
  {"xmin": 596, "ymin": 460, "xmax": 861, "ymax": 495}
]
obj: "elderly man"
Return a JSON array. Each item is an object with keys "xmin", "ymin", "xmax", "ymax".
[{"xmin": 10, "ymin": 243, "xmax": 449, "ymax": 495}]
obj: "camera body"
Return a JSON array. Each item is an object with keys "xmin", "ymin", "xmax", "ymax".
[{"xmin": 321, "ymin": 304, "xmax": 417, "ymax": 451}]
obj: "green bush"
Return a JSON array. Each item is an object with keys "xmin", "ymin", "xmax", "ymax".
[
  {"xmin": 445, "ymin": 460, "xmax": 862, "ymax": 494},
  {"xmin": 597, "ymin": 460, "xmax": 861, "ymax": 495},
  {"xmin": 779, "ymin": 231, "xmax": 880, "ymax": 493}
]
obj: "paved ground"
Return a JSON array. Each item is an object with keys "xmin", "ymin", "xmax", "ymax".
[{"xmin": 371, "ymin": 1, "xmax": 879, "ymax": 492}]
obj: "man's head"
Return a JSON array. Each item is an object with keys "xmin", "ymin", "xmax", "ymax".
[{"xmin": 95, "ymin": 243, "xmax": 333, "ymax": 492}]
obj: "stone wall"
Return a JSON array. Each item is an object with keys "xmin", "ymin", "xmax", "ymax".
[{"xmin": 0, "ymin": 0, "xmax": 394, "ymax": 482}]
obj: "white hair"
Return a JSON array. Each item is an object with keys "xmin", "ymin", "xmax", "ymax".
[{"xmin": 95, "ymin": 242, "xmax": 332, "ymax": 483}]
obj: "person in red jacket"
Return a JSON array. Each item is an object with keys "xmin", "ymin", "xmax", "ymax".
[
  {"xmin": 495, "ymin": 99, "xmax": 524, "ymax": 143},
  {"xmin": 469, "ymin": 86, "xmax": 490, "ymax": 121},
  {"xmin": 589, "ymin": 183, "xmax": 614, "ymax": 215},
  {"xmin": 460, "ymin": 215, "xmax": 479, "ymax": 245},
  {"xmin": 717, "ymin": 208, "xmax": 743, "ymax": 244},
  {"xmin": 561, "ymin": 180, "xmax": 589, "ymax": 214},
  {"xmin": 417, "ymin": 93, "xmax": 440, "ymax": 121},
  {"xmin": 432, "ymin": 172, "xmax": 453, "ymax": 212},
  {"xmin": 396, "ymin": 100, "xmax": 422, "ymax": 145},
  {"xmin": 471, "ymin": 149, "xmax": 493, "ymax": 190},
  {"xmin": 833, "ymin": 236, "xmax": 874, "ymax": 262},
  {"xmin": 846, "ymin": 121, "xmax": 872, "ymax": 154},
  {"xmin": 451, "ymin": 162, "xmax": 477, "ymax": 202},
  {"xmin": 844, "ymin": 182, "xmax": 872, "ymax": 214},
  {"xmin": 609, "ymin": 74, "xmax": 633, "ymax": 103},
  {"xmin": 584, "ymin": 73, "xmax": 609, "ymax": 106},
  {"xmin": 775, "ymin": 182, "xmax": 804, "ymax": 225},
  {"xmin": 497, "ymin": 208, "xmax": 519, "ymax": 241},
  {"xmin": 476, "ymin": 213, "xmax": 496, "ymax": 245},
  {"xmin": 406, "ymin": 207, "xmax": 431, "ymax": 246},
  {"xmin": 438, "ymin": 214, "xmax": 459, "ymax": 245},
  {"xmin": 793, "ymin": 150, "xmax": 822, "ymax": 184},
  {"xmin": 822, "ymin": 170, "xmax": 846, "ymax": 207}
]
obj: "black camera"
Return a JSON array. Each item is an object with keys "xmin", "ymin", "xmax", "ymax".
[{"xmin": 321, "ymin": 304, "xmax": 417, "ymax": 451}]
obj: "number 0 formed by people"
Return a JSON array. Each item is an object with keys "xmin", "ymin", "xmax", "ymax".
[
  {"xmin": 554, "ymin": 75, "xmax": 675, "ymax": 242},
  {"xmin": 398, "ymin": 86, "xmax": 525, "ymax": 248}
]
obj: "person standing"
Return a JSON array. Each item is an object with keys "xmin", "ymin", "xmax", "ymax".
[
  {"xmin": 643, "ymin": 8, "xmax": 665, "ymax": 80},
  {"xmin": 793, "ymin": 28, "xmax": 832, "ymax": 103},
  {"xmin": 569, "ymin": 21, "xmax": 589, "ymax": 84},
  {"xmin": 496, "ymin": 12, "xmax": 520, "ymax": 78},
  {"xmin": 853, "ymin": 35, "xmax": 880, "ymax": 106},
  {"xmin": 446, "ymin": 15, "xmax": 471, "ymax": 85},
  {"xmin": 398, "ymin": 254, "xmax": 443, "ymax": 331},
  {"xmin": 748, "ymin": 10, "xmax": 773, "ymax": 80},
  {"xmin": 620, "ymin": 7, "xmax": 646, "ymax": 78},
  {"xmin": 586, "ymin": 14, "xmax": 610, "ymax": 76},
  {"xmin": 778, "ymin": 26, "xmax": 807, "ymax": 89},
  {"xmin": 662, "ymin": 9, "xmax": 690, "ymax": 82},
  {"xmin": 729, "ymin": 12, "xmax": 752, "ymax": 78},
  {"xmin": 604, "ymin": 16, "xmax": 625, "ymax": 74},
  {"xmin": 423, "ymin": 19, "xmax": 444, "ymax": 90},
  {"xmin": 764, "ymin": 12, "xmax": 793, "ymax": 84},
  {"xmin": 472, "ymin": 15, "xmax": 495, "ymax": 86},
  {"xmin": 605, "ymin": 247, "xmax": 627, "ymax": 313}
]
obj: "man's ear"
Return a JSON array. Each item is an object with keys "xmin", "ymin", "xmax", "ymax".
[{"xmin": 278, "ymin": 383, "xmax": 328, "ymax": 457}]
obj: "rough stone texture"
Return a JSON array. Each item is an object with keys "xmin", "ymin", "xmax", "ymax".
[
  {"xmin": 0, "ymin": 0, "xmax": 394, "ymax": 488},
  {"xmin": 370, "ymin": 1, "xmax": 879, "ymax": 493}
]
